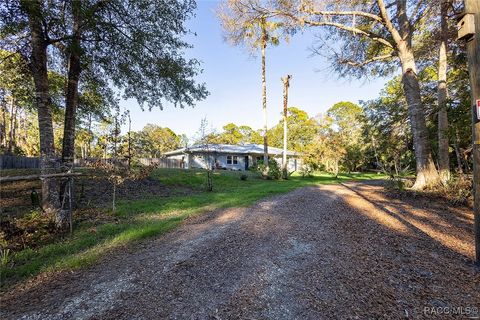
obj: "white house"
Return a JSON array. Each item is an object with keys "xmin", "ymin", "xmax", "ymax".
[{"xmin": 163, "ymin": 143, "xmax": 301, "ymax": 171}]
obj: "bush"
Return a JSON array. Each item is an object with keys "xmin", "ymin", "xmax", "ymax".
[
  {"xmin": 240, "ymin": 174, "xmax": 248, "ymax": 181},
  {"xmin": 300, "ymin": 165, "xmax": 314, "ymax": 177},
  {"xmin": 441, "ymin": 175, "xmax": 472, "ymax": 205},
  {"xmin": 254, "ymin": 159, "xmax": 282, "ymax": 180}
]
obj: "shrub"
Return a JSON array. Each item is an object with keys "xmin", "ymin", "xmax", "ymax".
[
  {"xmin": 300, "ymin": 165, "xmax": 314, "ymax": 177},
  {"xmin": 254, "ymin": 159, "xmax": 282, "ymax": 180},
  {"xmin": 441, "ymin": 175, "xmax": 472, "ymax": 205}
]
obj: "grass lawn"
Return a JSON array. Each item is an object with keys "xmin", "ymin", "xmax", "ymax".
[{"xmin": 0, "ymin": 169, "xmax": 384, "ymax": 289}]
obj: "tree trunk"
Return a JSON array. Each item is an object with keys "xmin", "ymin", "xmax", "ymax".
[
  {"xmin": 0, "ymin": 101, "xmax": 6, "ymax": 147},
  {"xmin": 453, "ymin": 129, "xmax": 464, "ymax": 174},
  {"xmin": 7, "ymin": 97, "xmax": 16, "ymax": 154},
  {"xmin": 437, "ymin": 0, "xmax": 450, "ymax": 184},
  {"xmin": 112, "ymin": 183, "xmax": 116, "ymax": 212},
  {"xmin": 59, "ymin": 2, "xmax": 82, "ymax": 223},
  {"xmin": 87, "ymin": 113, "xmax": 92, "ymax": 157},
  {"xmin": 61, "ymin": 0, "xmax": 82, "ymax": 164},
  {"xmin": 261, "ymin": 23, "xmax": 268, "ymax": 167},
  {"xmin": 398, "ymin": 47, "xmax": 440, "ymax": 189},
  {"xmin": 282, "ymin": 75, "xmax": 291, "ymax": 179},
  {"xmin": 464, "ymin": 0, "xmax": 480, "ymax": 265},
  {"xmin": 22, "ymin": 0, "xmax": 62, "ymax": 223}
]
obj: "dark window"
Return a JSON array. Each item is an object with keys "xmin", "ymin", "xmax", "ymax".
[{"xmin": 227, "ymin": 155, "xmax": 238, "ymax": 165}]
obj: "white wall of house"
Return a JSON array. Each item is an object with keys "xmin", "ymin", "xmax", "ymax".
[
  {"xmin": 188, "ymin": 153, "xmax": 246, "ymax": 170},
  {"xmin": 190, "ymin": 153, "xmax": 209, "ymax": 169},
  {"xmin": 272, "ymin": 156, "xmax": 301, "ymax": 172},
  {"xmin": 167, "ymin": 152, "xmax": 301, "ymax": 172}
]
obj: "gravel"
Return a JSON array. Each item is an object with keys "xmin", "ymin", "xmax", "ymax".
[{"xmin": 1, "ymin": 181, "xmax": 478, "ymax": 319}]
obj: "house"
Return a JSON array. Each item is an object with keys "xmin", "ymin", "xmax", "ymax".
[{"xmin": 163, "ymin": 143, "xmax": 301, "ymax": 171}]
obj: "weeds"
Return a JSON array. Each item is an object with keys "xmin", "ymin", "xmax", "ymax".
[{"xmin": 1, "ymin": 248, "xmax": 11, "ymax": 267}]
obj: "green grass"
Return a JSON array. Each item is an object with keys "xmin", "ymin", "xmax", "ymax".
[{"xmin": 0, "ymin": 169, "xmax": 384, "ymax": 289}]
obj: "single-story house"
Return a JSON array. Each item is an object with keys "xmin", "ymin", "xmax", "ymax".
[{"xmin": 163, "ymin": 143, "xmax": 301, "ymax": 171}]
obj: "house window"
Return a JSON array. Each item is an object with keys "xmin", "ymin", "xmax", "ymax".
[{"xmin": 227, "ymin": 155, "xmax": 238, "ymax": 165}]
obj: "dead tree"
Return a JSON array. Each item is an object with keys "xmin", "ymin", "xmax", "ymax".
[{"xmin": 281, "ymin": 74, "xmax": 292, "ymax": 179}]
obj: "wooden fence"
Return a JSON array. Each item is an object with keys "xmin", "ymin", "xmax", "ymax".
[
  {"xmin": 0, "ymin": 155, "xmax": 40, "ymax": 169},
  {"xmin": 138, "ymin": 158, "xmax": 183, "ymax": 168},
  {"xmin": 1, "ymin": 155, "xmax": 183, "ymax": 170}
]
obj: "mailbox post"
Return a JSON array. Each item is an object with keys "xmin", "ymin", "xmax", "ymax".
[{"xmin": 459, "ymin": 0, "xmax": 480, "ymax": 265}]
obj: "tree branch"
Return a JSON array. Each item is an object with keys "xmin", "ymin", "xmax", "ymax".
[
  {"xmin": 339, "ymin": 53, "xmax": 395, "ymax": 67},
  {"xmin": 376, "ymin": 0, "xmax": 402, "ymax": 45},
  {"xmin": 306, "ymin": 10, "xmax": 383, "ymax": 23},
  {"xmin": 303, "ymin": 19, "xmax": 394, "ymax": 49}
]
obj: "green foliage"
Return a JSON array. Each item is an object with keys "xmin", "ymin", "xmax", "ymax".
[
  {"xmin": 1, "ymin": 0, "xmax": 208, "ymax": 110},
  {"xmin": 361, "ymin": 78, "xmax": 414, "ymax": 175},
  {"xmin": 267, "ymin": 107, "xmax": 318, "ymax": 152},
  {"xmin": 253, "ymin": 159, "xmax": 282, "ymax": 180},
  {"xmin": 218, "ymin": 2, "xmax": 285, "ymax": 53},
  {"xmin": 209, "ymin": 123, "xmax": 263, "ymax": 145},
  {"xmin": 126, "ymin": 124, "xmax": 180, "ymax": 158},
  {"xmin": 303, "ymin": 101, "xmax": 364, "ymax": 175}
]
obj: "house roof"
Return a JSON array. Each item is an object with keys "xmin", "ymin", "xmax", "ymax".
[{"xmin": 164, "ymin": 143, "xmax": 298, "ymax": 157}]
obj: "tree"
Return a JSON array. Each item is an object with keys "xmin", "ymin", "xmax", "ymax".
[
  {"xmin": 139, "ymin": 124, "xmax": 180, "ymax": 158},
  {"xmin": 1, "ymin": 0, "xmax": 208, "ymax": 228},
  {"xmin": 304, "ymin": 123, "xmax": 345, "ymax": 178},
  {"xmin": 209, "ymin": 123, "xmax": 262, "ymax": 145},
  {"xmin": 362, "ymin": 78, "xmax": 414, "ymax": 175},
  {"xmin": 195, "ymin": 118, "xmax": 218, "ymax": 191},
  {"xmin": 268, "ymin": 107, "xmax": 317, "ymax": 152},
  {"xmin": 281, "ymin": 75, "xmax": 291, "ymax": 179},
  {"xmin": 218, "ymin": 0, "xmax": 283, "ymax": 167},
  {"xmin": 18, "ymin": 0, "xmax": 62, "ymax": 222},
  {"xmin": 436, "ymin": 0, "xmax": 451, "ymax": 183},
  {"xmin": 257, "ymin": 0, "xmax": 441, "ymax": 188},
  {"xmin": 212, "ymin": 123, "xmax": 244, "ymax": 144},
  {"xmin": 326, "ymin": 102, "xmax": 365, "ymax": 172},
  {"xmin": 54, "ymin": 0, "xmax": 208, "ymax": 166},
  {"xmin": 463, "ymin": 0, "xmax": 480, "ymax": 265},
  {"xmin": 0, "ymin": 50, "xmax": 33, "ymax": 154}
]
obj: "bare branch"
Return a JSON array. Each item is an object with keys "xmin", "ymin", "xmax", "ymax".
[
  {"xmin": 340, "ymin": 53, "xmax": 395, "ymax": 67},
  {"xmin": 303, "ymin": 19, "xmax": 394, "ymax": 49},
  {"xmin": 306, "ymin": 10, "xmax": 383, "ymax": 23},
  {"xmin": 376, "ymin": 0, "xmax": 402, "ymax": 45}
]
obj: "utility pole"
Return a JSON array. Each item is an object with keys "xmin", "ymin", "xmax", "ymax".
[
  {"xmin": 458, "ymin": 0, "xmax": 479, "ymax": 265},
  {"xmin": 281, "ymin": 75, "xmax": 292, "ymax": 179}
]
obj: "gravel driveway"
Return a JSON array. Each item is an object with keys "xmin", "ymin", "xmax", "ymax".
[{"xmin": 1, "ymin": 181, "xmax": 478, "ymax": 319}]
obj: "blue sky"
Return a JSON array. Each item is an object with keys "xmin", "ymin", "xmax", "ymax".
[{"xmin": 122, "ymin": 0, "xmax": 388, "ymax": 139}]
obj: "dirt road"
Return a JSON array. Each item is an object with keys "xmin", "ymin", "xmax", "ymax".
[{"xmin": 1, "ymin": 181, "xmax": 478, "ymax": 319}]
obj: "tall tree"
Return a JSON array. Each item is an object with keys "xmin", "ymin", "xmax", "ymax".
[
  {"xmin": 281, "ymin": 75, "xmax": 291, "ymax": 178},
  {"xmin": 57, "ymin": 0, "xmax": 208, "ymax": 166},
  {"xmin": 463, "ymin": 0, "xmax": 480, "ymax": 265},
  {"xmin": 362, "ymin": 78, "xmax": 414, "ymax": 174},
  {"xmin": 258, "ymin": 0, "xmax": 441, "ymax": 188},
  {"xmin": 218, "ymin": 0, "xmax": 282, "ymax": 166},
  {"xmin": 21, "ymin": 0, "xmax": 62, "ymax": 220},
  {"xmin": 140, "ymin": 124, "xmax": 180, "ymax": 157},
  {"xmin": 1, "ymin": 0, "xmax": 208, "ymax": 228},
  {"xmin": 437, "ymin": 0, "xmax": 451, "ymax": 183}
]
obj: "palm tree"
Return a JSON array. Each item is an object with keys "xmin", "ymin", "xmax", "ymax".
[{"xmin": 218, "ymin": 1, "xmax": 281, "ymax": 168}]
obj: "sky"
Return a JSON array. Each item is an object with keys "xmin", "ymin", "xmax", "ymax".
[{"xmin": 121, "ymin": 0, "xmax": 388, "ymax": 140}]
